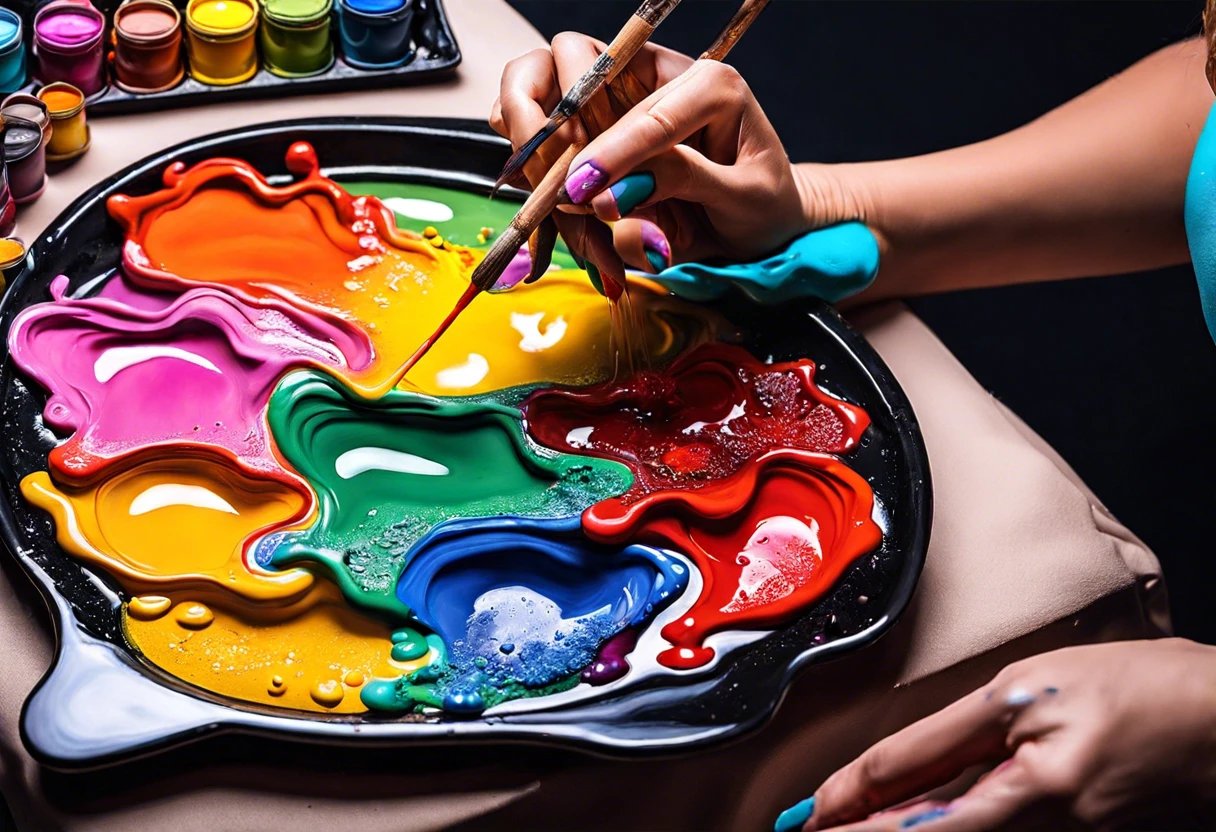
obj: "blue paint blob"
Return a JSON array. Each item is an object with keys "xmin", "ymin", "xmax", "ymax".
[
  {"xmin": 900, "ymin": 807, "xmax": 951, "ymax": 828},
  {"xmin": 393, "ymin": 516, "xmax": 690, "ymax": 713},
  {"xmin": 1185, "ymin": 102, "xmax": 1216, "ymax": 345},
  {"xmin": 651, "ymin": 223, "xmax": 879, "ymax": 305}
]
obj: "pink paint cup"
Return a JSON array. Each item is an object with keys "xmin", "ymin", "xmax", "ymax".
[{"xmin": 34, "ymin": 1, "xmax": 107, "ymax": 96}]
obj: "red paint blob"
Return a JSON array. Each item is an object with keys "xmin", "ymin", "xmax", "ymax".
[
  {"xmin": 523, "ymin": 343, "xmax": 870, "ymax": 502},
  {"xmin": 583, "ymin": 449, "xmax": 882, "ymax": 670}
]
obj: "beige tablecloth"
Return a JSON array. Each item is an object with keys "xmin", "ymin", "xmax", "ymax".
[{"xmin": 0, "ymin": 4, "xmax": 1167, "ymax": 829}]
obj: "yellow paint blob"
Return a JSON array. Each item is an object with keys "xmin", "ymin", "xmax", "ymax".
[
  {"xmin": 124, "ymin": 585, "xmax": 430, "ymax": 714},
  {"xmin": 0, "ymin": 237, "xmax": 25, "ymax": 262},
  {"xmin": 128, "ymin": 595, "xmax": 172, "ymax": 620},
  {"xmin": 174, "ymin": 602, "xmax": 214, "ymax": 629},
  {"xmin": 189, "ymin": 0, "xmax": 253, "ymax": 30},
  {"xmin": 21, "ymin": 451, "xmax": 315, "ymax": 607},
  {"xmin": 343, "ymin": 669, "xmax": 365, "ymax": 687}
]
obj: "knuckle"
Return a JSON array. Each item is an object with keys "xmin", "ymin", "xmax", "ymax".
[
  {"xmin": 551, "ymin": 31, "xmax": 585, "ymax": 53},
  {"xmin": 858, "ymin": 741, "xmax": 897, "ymax": 788},
  {"xmin": 643, "ymin": 106, "xmax": 681, "ymax": 145},
  {"xmin": 701, "ymin": 60, "xmax": 747, "ymax": 97}
]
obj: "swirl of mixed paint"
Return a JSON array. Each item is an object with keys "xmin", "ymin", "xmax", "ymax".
[{"xmin": 8, "ymin": 144, "xmax": 881, "ymax": 715}]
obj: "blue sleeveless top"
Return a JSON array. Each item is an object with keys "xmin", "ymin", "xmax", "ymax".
[{"xmin": 1184, "ymin": 102, "xmax": 1216, "ymax": 340}]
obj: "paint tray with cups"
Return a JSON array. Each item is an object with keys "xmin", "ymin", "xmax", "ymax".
[
  {"xmin": 5, "ymin": 0, "xmax": 459, "ymax": 116},
  {"xmin": 0, "ymin": 118, "xmax": 930, "ymax": 770}
]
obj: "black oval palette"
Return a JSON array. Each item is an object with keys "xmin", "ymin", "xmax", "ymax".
[{"xmin": 0, "ymin": 118, "xmax": 931, "ymax": 770}]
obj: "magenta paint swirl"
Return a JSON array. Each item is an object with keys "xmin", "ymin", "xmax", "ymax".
[
  {"xmin": 35, "ymin": 9, "xmax": 102, "ymax": 46},
  {"xmin": 8, "ymin": 274, "xmax": 373, "ymax": 480}
]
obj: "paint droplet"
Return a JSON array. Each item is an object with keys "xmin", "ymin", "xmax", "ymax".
[
  {"xmin": 174, "ymin": 602, "xmax": 214, "ymax": 630},
  {"xmin": 128, "ymin": 595, "xmax": 172, "ymax": 620},
  {"xmin": 268, "ymin": 675, "xmax": 286, "ymax": 696},
  {"xmin": 344, "ymin": 670, "xmax": 365, "ymax": 687},
  {"xmin": 1005, "ymin": 687, "xmax": 1036, "ymax": 707},
  {"xmin": 310, "ymin": 678, "xmax": 344, "ymax": 707}
]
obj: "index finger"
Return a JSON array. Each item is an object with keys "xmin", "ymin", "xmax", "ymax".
[{"xmin": 809, "ymin": 686, "xmax": 1014, "ymax": 830}]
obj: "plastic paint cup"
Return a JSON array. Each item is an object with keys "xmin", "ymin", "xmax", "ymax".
[
  {"xmin": 38, "ymin": 81, "xmax": 89, "ymax": 160},
  {"xmin": 185, "ymin": 0, "xmax": 258, "ymax": 85},
  {"xmin": 33, "ymin": 1, "xmax": 107, "ymax": 96},
  {"xmin": 0, "ymin": 9, "xmax": 28, "ymax": 94},
  {"xmin": 259, "ymin": 0, "xmax": 333, "ymax": 78},
  {"xmin": 113, "ymin": 0, "xmax": 184, "ymax": 92},
  {"xmin": 2, "ymin": 114, "xmax": 47, "ymax": 203},
  {"xmin": 335, "ymin": 0, "xmax": 413, "ymax": 70},
  {"xmin": 0, "ymin": 161, "xmax": 15, "ymax": 238}
]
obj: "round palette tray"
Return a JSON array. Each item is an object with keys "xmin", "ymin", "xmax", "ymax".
[{"xmin": 0, "ymin": 118, "xmax": 931, "ymax": 771}]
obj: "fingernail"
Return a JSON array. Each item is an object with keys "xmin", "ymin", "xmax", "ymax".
[
  {"xmin": 774, "ymin": 796, "xmax": 815, "ymax": 832},
  {"xmin": 640, "ymin": 220, "xmax": 672, "ymax": 272},
  {"xmin": 566, "ymin": 161, "xmax": 608, "ymax": 205},
  {"xmin": 900, "ymin": 806, "xmax": 951, "ymax": 829},
  {"xmin": 489, "ymin": 244, "xmax": 532, "ymax": 292},
  {"xmin": 608, "ymin": 172, "xmax": 655, "ymax": 216},
  {"xmin": 585, "ymin": 261, "xmax": 606, "ymax": 296}
]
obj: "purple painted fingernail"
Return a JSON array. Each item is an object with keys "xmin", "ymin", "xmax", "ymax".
[
  {"xmin": 489, "ymin": 244, "xmax": 532, "ymax": 292},
  {"xmin": 640, "ymin": 220, "xmax": 672, "ymax": 272},
  {"xmin": 566, "ymin": 161, "xmax": 608, "ymax": 205}
]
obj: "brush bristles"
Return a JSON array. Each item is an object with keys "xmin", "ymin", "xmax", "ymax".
[
  {"xmin": 494, "ymin": 123, "xmax": 558, "ymax": 192},
  {"xmin": 471, "ymin": 226, "xmax": 529, "ymax": 292}
]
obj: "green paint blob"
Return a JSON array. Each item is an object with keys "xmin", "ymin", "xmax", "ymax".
[
  {"xmin": 264, "ymin": 370, "xmax": 633, "ymax": 615},
  {"xmin": 346, "ymin": 181, "xmax": 578, "ymax": 269},
  {"xmin": 391, "ymin": 634, "xmax": 429, "ymax": 662}
]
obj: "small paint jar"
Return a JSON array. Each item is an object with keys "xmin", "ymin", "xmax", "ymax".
[
  {"xmin": 259, "ymin": 0, "xmax": 333, "ymax": 78},
  {"xmin": 0, "ymin": 162, "xmax": 15, "ymax": 238},
  {"xmin": 184, "ymin": 0, "xmax": 258, "ymax": 85},
  {"xmin": 112, "ymin": 0, "xmax": 183, "ymax": 92},
  {"xmin": 0, "ymin": 236, "xmax": 26, "ymax": 291},
  {"xmin": 38, "ymin": 81, "xmax": 89, "ymax": 161},
  {"xmin": 33, "ymin": 1, "xmax": 107, "ymax": 96},
  {"xmin": 335, "ymin": 0, "xmax": 413, "ymax": 70},
  {"xmin": 0, "ymin": 9, "xmax": 28, "ymax": 94},
  {"xmin": 3, "ymin": 115, "xmax": 47, "ymax": 203},
  {"xmin": 2, "ymin": 92, "xmax": 52, "ymax": 141}
]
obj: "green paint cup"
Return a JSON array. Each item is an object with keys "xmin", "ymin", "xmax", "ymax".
[{"xmin": 259, "ymin": 0, "xmax": 333, "ymax": 78}]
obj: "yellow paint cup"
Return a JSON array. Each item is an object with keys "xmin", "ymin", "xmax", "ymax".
[
  {"xmin": 37, "ymin": 82, "xmax": 90, "ymax": 161},
  {"xmin": 184, "ymin": 0, "xmax": 258, "ymax": 85}
]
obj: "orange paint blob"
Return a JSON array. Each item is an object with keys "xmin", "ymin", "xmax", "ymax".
[{"xmin": 40, "ymin": 89, "xmax": 82, "ymax": 112}]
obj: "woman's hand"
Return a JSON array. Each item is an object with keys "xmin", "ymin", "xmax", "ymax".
[
  {"xmin": 782, "ymin": 639, "xmax": 1216, "ymax": 832},
  {"xmin": 490, "ymin": 33, "xmax": 864, "ymax": 278}
]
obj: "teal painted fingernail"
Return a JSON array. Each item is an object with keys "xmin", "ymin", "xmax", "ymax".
[
  {"xmin": 608, "ymin": 172, "xmax": 655, "ymax": 216},
  {"xmin": 774, "ymin": 796, "xmax": 815, "ymax": 832},
  {"xmin": 645, "ymin": 250, "xmax": 668, "ymax": 273},
  {"xmin": 585, "ymin": 261, "xmax": 605, "ymax": 296}
]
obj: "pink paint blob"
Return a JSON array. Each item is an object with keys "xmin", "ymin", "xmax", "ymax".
[
  {"xmin": 35, "ymin": 8, "xmax": 102, "ymax": 46},
  {"xmin": 8, "ymin": 274, "xmax": 373, "ymax": 481}
]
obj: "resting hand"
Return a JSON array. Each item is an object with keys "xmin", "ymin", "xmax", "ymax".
[{"xmin": 781, "ymin": 639, "xmax": 1216, "ymax": 832}]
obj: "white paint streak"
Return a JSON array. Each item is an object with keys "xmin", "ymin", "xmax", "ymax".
[
  {"xmin": 128, "ymin": 484, "xmax": 239, "ymax": 517},
  {"xmin": 382, "ymin": 197, "xmax": 455, "ymax": 223},
  {"xmin": 435, "ymin": 353, "xmax": 489, "ymax": 389},
  {"xmin": 334, "ymin": 447, "xmax": 450, "ymax": 479},
  {"xmin": 509, "ymin": 311, "xmax": 568, "ymax": 353},
  {"xmin": 565, "ymin": 426, "xmax": 594, "ymax": 449},
  {"xmin": 94, "ymin": 346, "xmax": 222, "ymax": 384}
]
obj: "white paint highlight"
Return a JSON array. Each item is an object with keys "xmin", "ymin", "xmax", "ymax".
[
  {"xmin": 509, "ymin": 311, "xmax": 568, "ymax": 353},
  {"xmin": 435, "ymin": 353, "xmax": 489, "ymax": 389},
  {"xmin": 682, "ymin": 401, "xmax": 746, "ymax": 436},
  {"xmin": 382, "ymin": 197, "xmax": 455, "ymax": 223},
  {"xmin": 334, "ymin": 447, "xmax": 449, "ymax": 479},
  {"xmin": 128, "ymin": 484, "xmax": 239, "ymax": 517},
  {"xmin": 94, "ymin": 346, "xmax": 221, "ymax": 384},
  {"xmin": 565, "ymin": 426, "xmax": 594, "ymax": 449}
]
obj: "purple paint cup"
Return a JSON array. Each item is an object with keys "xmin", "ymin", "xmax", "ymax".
[
  {"xmin": 2, "ymin": 114, "xmax": 47, "ymax": 203},
  {"xmin": 34, "ymin": 1, "xmax": 107, "ymax": 96}
]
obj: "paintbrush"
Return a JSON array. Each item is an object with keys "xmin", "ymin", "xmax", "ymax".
[
  {"xmin": 492, "ymin": 0, "xmax": 684, "ymax": 193},
  {"xmin": 397, "ymin": 0, "xmax": 773, "ymax": 379}
]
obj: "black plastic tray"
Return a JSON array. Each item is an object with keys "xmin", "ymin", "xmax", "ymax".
[
  {"xmin": 21, "ymin": 0, "xmax": 460, "ymax": 117},
  {"xmin": 0, "ymin": 117, "xmax": 932, "ymax": 771}
]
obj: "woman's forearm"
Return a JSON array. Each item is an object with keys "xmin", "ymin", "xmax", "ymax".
[{"xmin": 804, "ymin": 37, "xmax": 1214, "ymax": 300}]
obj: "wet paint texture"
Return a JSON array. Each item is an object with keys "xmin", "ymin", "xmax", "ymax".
[
  {"xmin": 259, "ymin": 370, "xmax": 633, "ymax": 615},
  {"xmin": 651, "ymin": 223, "xmax": 879, "ymax": 305},
  {"xmin": 524, "ymin": 342, "xmax": 870, "ymax": 500},
  {"xmin": 374, "ymin": 517, "xmax": 687, "ymax": 713},
  {"xmin": 11, "ymin": 142, "xmax": 881, "ymax": 714},
  {"xmin": 584, "ymin": 450, "xmax": 881, "ymax": 669}
]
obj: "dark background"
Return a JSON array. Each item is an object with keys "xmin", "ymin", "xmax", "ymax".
[{"xmin": 510, "ymin": 0, "xmax": 1216, "ymax": 644}]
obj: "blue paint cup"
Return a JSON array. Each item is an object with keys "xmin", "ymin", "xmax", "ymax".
[
  {"xmin": 336, "ymin": 0, "xmax": 414, "ymax": 70},
  {"xmin": 0, "ymin": 9, "xmax": 28, "ymax": 94}
]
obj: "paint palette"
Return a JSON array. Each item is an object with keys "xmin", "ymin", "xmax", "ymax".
[{"xmin": 0, "ymin": 118, "xmax": 930, "ymax": 770}]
